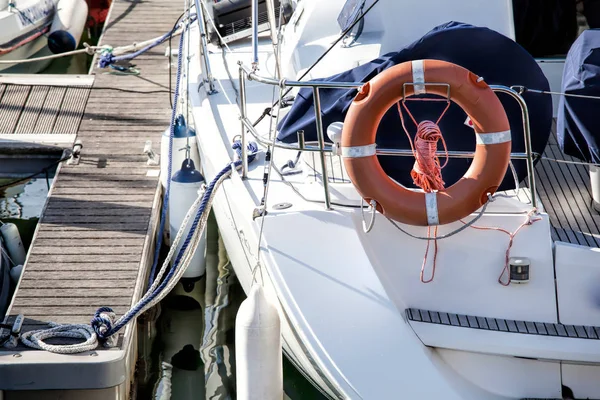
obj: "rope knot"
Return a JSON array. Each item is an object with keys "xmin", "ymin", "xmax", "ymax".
[
  {"xmin": 91, "ymin": 307, "xmax": 116, "ymax": 340},
  {"xmin": 410, "ymin": 120, "xmax": 448, "ymax": 192},
  {"xmin": 232, "ymin": 140, "xmax": 259, "ymax": 163},
  {"xmin": 97, "ymin": 51, "xmax": 115, "ymax": 69}
]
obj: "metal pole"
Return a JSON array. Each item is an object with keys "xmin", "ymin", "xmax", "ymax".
[
  {"xmin": 195, "ymin": 0, "xmax": 217, "ymax": 94},
  {"xmin": 297, "ymin": 130, "xmax": 305, "ymax": 150},
  {"xmin": 313, "ymin": 88, "xmax": 332, "ymax": 210},
  {"xmin": 239, "ymin": 67, "xmax": 249, "ymax": 178},
  {"xmin": 490, "ymin": 86, "xmax": 537, "ymax": 209},
  {"xmin": 265, "ymin": 0, "xmax": 281, "ymax": 78},
  {"xmin": 251, "ymin": 0, "xmax": 259, "ymax": 69}
]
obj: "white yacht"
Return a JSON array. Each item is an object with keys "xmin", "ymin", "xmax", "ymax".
[{"xmin": 183, "ymin": 0, "xmax": 600, "ymax": 398}]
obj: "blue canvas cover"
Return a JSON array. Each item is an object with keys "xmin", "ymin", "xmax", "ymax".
[
  {"xmin": 277, "ymin": 21, "xmax": 553, "ymax": 190},
  {"xmin": 557, "ymin": 29, "xmax": 600, "ymax": 163}
]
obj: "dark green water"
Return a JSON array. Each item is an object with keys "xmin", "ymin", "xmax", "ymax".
[{"xmin": 135, "ymin": 212, "xmax": 327, "ymax": 400}]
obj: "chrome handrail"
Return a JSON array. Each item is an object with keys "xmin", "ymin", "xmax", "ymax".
[{"xmin": 238, "ymin": 65, "xmax": 539, "ymax": 210}]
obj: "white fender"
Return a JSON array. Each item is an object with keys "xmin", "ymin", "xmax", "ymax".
[
  {"xmin": 169, "ymin": 159, "xmax": 207, "ymax": 279},
  {"xmin": 235, "ymin": 285, "xmax": 283, "ymax": 400},
  {"xmin": 0, "ymin": 223, "xmax": 26, "ymax": 266},
  {"xmin": 48, "ymin": 0, "xmax": 88, "ymax": 54}
]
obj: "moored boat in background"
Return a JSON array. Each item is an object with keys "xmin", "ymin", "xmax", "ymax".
[{"xmin": 0, "ymin": 0, "xmax": 89, "ymax": 73}]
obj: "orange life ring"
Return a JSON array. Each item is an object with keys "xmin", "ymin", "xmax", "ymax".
[{"xmin": 341, "ymin": 59, "xmax": 511, "ymax": 226}]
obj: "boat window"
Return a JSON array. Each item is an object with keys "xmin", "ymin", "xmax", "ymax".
[{"xmin": 512, "ymin": 0, "xmax": 598, "ymax": 58}]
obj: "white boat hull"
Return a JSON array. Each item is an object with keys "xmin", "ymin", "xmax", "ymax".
[
  {"xmin": 0, "ymin": 0, "xmax": 68, "ymax": 73},
  {"xmin": 183, "ymin": 1, "xmax": 600, "ymax": 397}
]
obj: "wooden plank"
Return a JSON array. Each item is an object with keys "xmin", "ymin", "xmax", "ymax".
[
  {"xmin": 56, "ymin": 174, "xmax": 158, "ymax": 182},
  {"xmin": 9, "ymin": 305, "xmax": 130, "ymax": 316},
  {"xmin": 45, "ymin": 201, "xmax": 153, "ymax": 210},
  {"xmin": 43, "ymin": 208, "xmax": 152, "ymax": 217},
  {"xmin": 59, "ymin": 168, "xmax": 159, "ymax": 175},
  {"xmin": 14, "ymin": 86, "xmax": 49, "ymax": 133},
  {"xmin": 53, "ymin": 87, "xmax": 91, "ymax": 134},
  {"xmin": 18, "ymin": 279, "xmax": 135, "ymax": 289},
  {"xmin": 25, "ymin": 263, "xmax": 140, "ymax": 272},
  {"xmin": 31, "ymin": 229, "xmax": 146, "ymax": 239},
  {"xmin": 23, "ymin": 270, "xmax": 140, "ymax": 280},
  {"xmin": 27, "ymin": 253, "xmax": 144, "ymax": 263},
  {"xmin": 41, "ymin": 217, "xmax": 151, "ymax": 226},
  {"xmin": 0, "ymin": 84, "xmax": 30, "ymax": 133},
  {"xmin": 38, "ymin": 222, "xmax": 151, "ymax": 231},
  {"xmin": 29, "ymin": 246, "xmax": 143, "ymax": 255},
  {"xmin": 50, "ymin": 187, "xmax": 156, "ymax": 195},
  {"xmin": 41, "ymin": 194, "xmax": 156, "ymax": 202},
  {"xmin": 32, "ymin": 86, "xmax": 66, "ymax": 134},
  {"xmin": 52, "ymin": 180, "xmax": 157, "ymax": 189},
  {"xmin": 13, "ymin": 297, "xmax": 132, "ymax": 307},
  {"xmin": 32, "ymin": 238, "xmax": 143, "ymax": 246},
  {"xmin": 17, "ymin": 288, "xmax": 137, "ymax": 297}
]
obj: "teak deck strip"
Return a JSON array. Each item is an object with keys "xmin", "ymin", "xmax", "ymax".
[{"xmin": 534, "ymin": 123, "xmax": 600, "ymax": 248}]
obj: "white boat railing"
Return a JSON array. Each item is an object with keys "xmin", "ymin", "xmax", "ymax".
[{"xmin": 236, "ymin": 63, "xmax": 539, "ymax": 210}]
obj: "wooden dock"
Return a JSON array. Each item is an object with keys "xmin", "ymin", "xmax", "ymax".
[{"xmin": 0, "ymin": 0, "xmax": 179, "ymax": 395}]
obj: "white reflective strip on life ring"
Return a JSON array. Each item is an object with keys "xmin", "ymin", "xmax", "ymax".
[
  {"xmin": 412, "ymin": 60, "xmax": 426, "ymax": 95},
  {"xmin": 341, "ymin": 144, "xmax": 377, "ymax": 158},
  {"xmin": 475, "ymin": 130, "xmax": 511, "ymax": 145},
  {"xmin": 425, "ymin": 192, "xmax": 439, "ymax": 226}
]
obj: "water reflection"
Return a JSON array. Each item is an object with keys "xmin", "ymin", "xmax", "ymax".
[
  {"xmin": 0, "ymin": 177, "xmax": 52, "ymax": 219},
  {"xmin": 144, "ymin": 212, "xmax": 326, "ymax": 400},
  {"xmin": 147, "ymin": 212, "xmax": 243, "ymax": 400}
]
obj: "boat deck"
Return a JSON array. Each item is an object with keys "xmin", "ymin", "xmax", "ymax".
[
  {"xmin": 0, "ymin": 0, "xmax": 178, "ymax": 393},
  {"xmin": 535, "ymin": 123, "xmax": 600, "ymax": 248}
]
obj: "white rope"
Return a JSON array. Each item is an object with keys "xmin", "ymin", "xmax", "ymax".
[
  {"xmin": 0, "ymin": 29, "xmax": 183, "ymax": 65},
  {"xmin": 0, "ymin": 47, "xmax": 101, "ymax": 64},
  {"xmin": 111, "ymin": 30, "xmax": 183, "ymax": 56},
  {"xmin": 19, "ymin": 323, "xmax": 102, "ymax": 354},
  {"xmin": 540, "ymin": 156, "xmax": 600, "ymax": 167},
  {"xmin": 525, "ymin": 88, "xmax": 600, "ymax": 101}
]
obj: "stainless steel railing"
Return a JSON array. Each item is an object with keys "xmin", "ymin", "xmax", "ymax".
[{"xmin": 237, "ymin": 64, "xmax": 538, "ymax": 210}]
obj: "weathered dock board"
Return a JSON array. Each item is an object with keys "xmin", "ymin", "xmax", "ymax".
[
  {"xmin": 0, "ymin": 0, "xmax": 180, "ymax": 394},
  {"xmin": 0, "ymin": 75, "xmax": 93, "ymax": 147}
]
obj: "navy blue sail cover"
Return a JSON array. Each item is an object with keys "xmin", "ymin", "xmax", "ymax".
[
  {"xmin": 557, "ymin": 29, "xmax": 600, "ymax": 163},
  {"xmin": 277, "ymin": 21, "xmax": 553, "ymax": 190}
]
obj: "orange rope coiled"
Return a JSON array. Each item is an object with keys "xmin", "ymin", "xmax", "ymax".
[{"xmin": 410, "ymin": 120, "xmax": 448, "ymax": 192}]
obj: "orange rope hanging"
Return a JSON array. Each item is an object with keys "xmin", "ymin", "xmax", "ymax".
[
  {"xmin": 410, "ymin": 120, "xmax": 448, "ymax": 192},
  {"xmin": 397, "ymin": 101, "xmax": 449, "ymax": 283}
]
